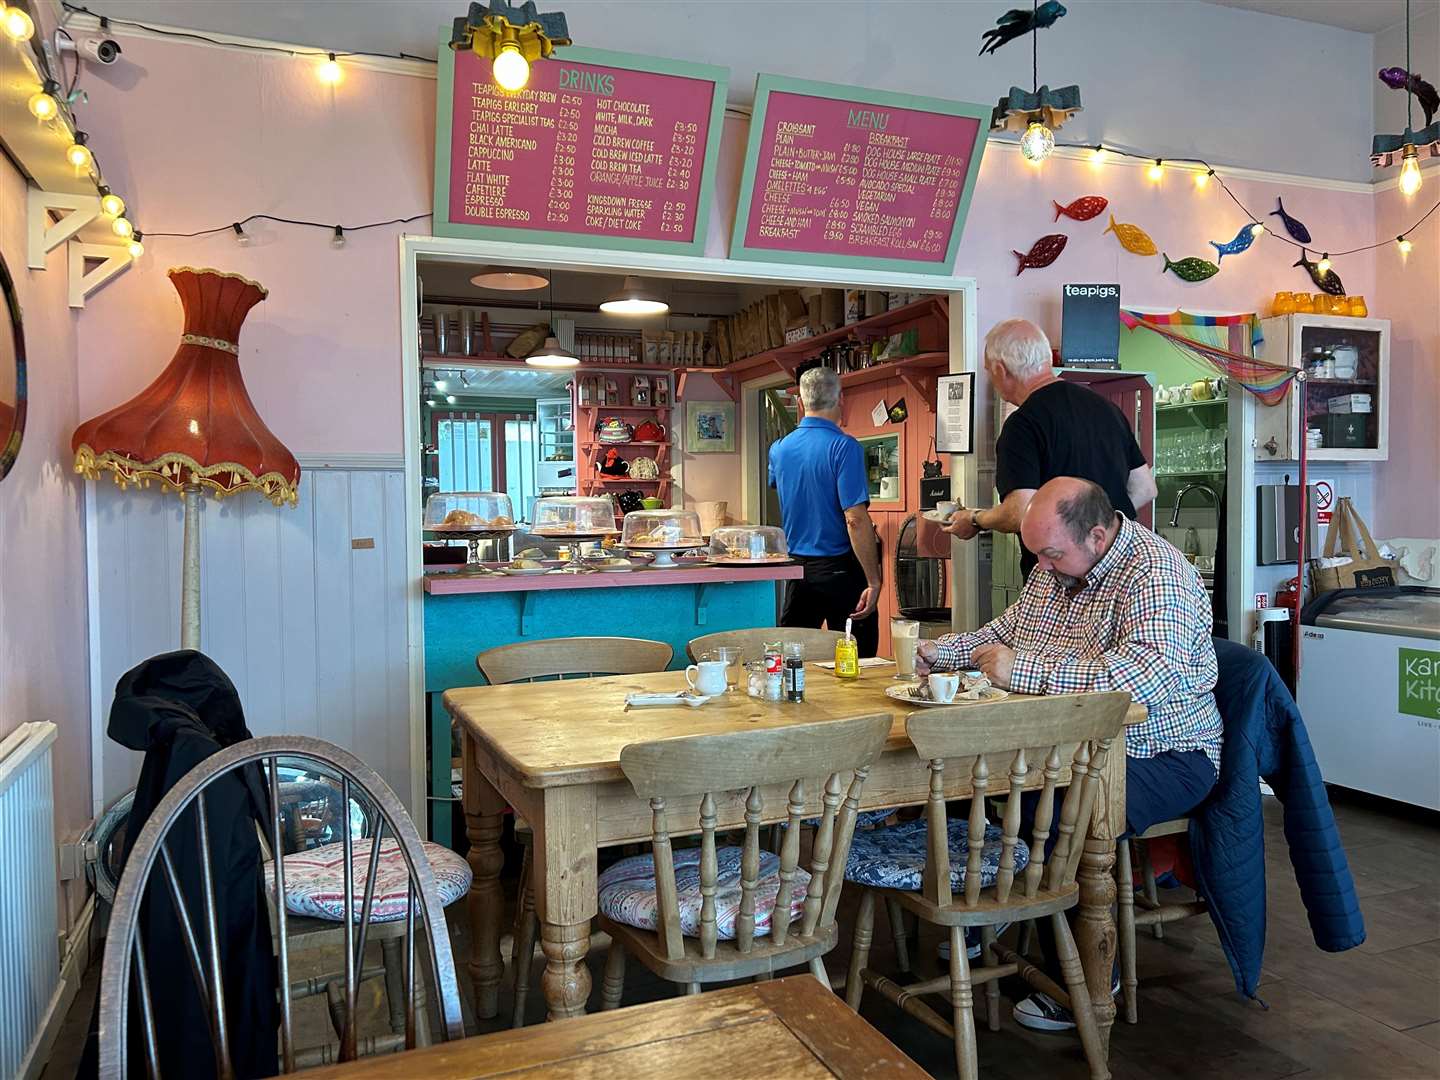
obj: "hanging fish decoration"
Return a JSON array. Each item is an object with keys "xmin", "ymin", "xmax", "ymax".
[
  {"xmin": 1209, "ymin": 223, "xmax": 1259, "ymax": 263},
  {"xmin": 1378, "ymin": 67, "xmax": 1439, "ymax": 128},
  {"xmin": 1053, "ymin": 195, "xmax": 1109, "ymax": 222},
  {"xmin": 1103, "ymin": 214, "xmax": 1158, "ymax": 257},
  {"xmin": 1294, "ymin": 250, "xmax": 1346, "ymax": 296},
  {"xmin": 1162, "ymin": 253, "xmax": 1220, "ymax": 283},
  {"xmin": 1013, "ymin": 233, "xmax": 1068, "ymax": 274},
  {"xmin": 1269, "ymin": 198, "xmax": 1312, "ymax": 244}
]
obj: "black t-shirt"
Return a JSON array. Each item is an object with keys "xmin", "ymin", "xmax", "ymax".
[{"xmin": 995, "ymin": 380, "xmax": 1147, "ymax": 575}]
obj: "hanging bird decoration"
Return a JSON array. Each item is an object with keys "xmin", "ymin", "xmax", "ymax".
[
  {"xmin": 1268, "ymin": 198, "xmax": 1313, "ymax": 244},
  {"xmin": 1053, "ymin": 195, "xmax": 1109, "ymax": 222},
  {"xmin": 1013, "ymin": 233, "xmax": 1068, "ymax": 274},
  {"xmin": 1379, "ymin": 67, "xmax": 1439, "ymax": 128},
  {"xmin": 1294, "ymin": 250, "xmax": 1346, "ymax": 296},
  {"xmin": 1209, "ymin": 223, "xmax": 1259, "ymax": 263},
  {"xmin": 1103, "ymin": 214, "xmax": 1158, "ymax": 257},
  {"xmin": 1162, "ymin": 253, "xmax": 1220, "ymax": 283},
  {"xmin": 979, "ymin": 1, "xmax": 1068, "ymax": 56}
]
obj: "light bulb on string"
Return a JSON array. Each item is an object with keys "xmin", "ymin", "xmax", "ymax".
[
  {"xmin": 1397, "ymin": 235, "xmax": 1413, "ymax": 255},
  {"xmin": 446, "ymin": 394, "xmax": 457, "ymax": 405},
  {"xmin": 1019, "ymin": 122, "xmax": 1054, "ymax": 164},
  {"xmin": 127, "ymin": 232, "xmax": 144, "ymax": 259},
  {"xmin": 1147, "ymin": 159, "xmax": 1164, "ymax": 182},
  {"xmin": 1089, "ymin": 146, "xmax": 1106, "ymax": 166},
  {"xmin": 98, "ymin": 186, "xmax": 125, "ymax": 218},
  {"xmin": 232, "ymin": 222, "xmax": 250, "ymax": 246},
  {"xmin": 331, "ymin": 225, "xmax": 346, "ymax": 249},
  {"xmin": 1195, "ymin": 169, "xmax": 1214, "ymax": 190},
  {"xmin": 28, "ymin": 81, "xmax": 59, "ymax": 122},
  {"xmin": 1316, "ymin": 253, "xmax": 1332, "ymax": 275},
  {"xmin": 111, "ymin": 216, "xmax": 133, "ymax": 240},
  {"xmin": 1249, "ymin": 222, "xmax": 1264, "ymax": 237},
  {"xmin": 1398, "ymin": 145, "xmax": 1422, "ymax": 196},
  {"xmin": 3, "ymin": 3, "xmax": 35, "ymax": 42},
  {"xmin": 492, "ymin": 39, "xmax": 529, "ymax": 91},
  {"xmin": 317, "ymin": 53, "xmax": 343, "ymax": 85},
  {"xmin": 65, "ymin": 132, "xmax": 93, "ymax": 173}
]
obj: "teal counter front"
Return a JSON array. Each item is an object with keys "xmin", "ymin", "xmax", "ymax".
[{"xmin": 422, "ymin": 563, "xmax": 802, "ymax": 842}]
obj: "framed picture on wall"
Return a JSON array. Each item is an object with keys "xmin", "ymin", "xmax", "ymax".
[
  {"xmin": 686, "ymin": 400, "xmax": 735, "ymax": 453},
  {"xmin": 936, "ymin": 372, "xmax": 975, "ymax": 454}
]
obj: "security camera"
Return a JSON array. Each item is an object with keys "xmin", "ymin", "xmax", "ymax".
[{"xmin": 58, "ymin": 36, "xmax": 122, "ymax": 65}]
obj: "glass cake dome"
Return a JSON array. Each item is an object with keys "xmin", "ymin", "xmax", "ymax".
[{"xmin": 707, "ymin": 525, "xmax": 790, "ymax": 563}]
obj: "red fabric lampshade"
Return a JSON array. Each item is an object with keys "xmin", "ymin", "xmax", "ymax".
[{"xmin": 72, "ymin": 267, "xmax": 300, "ymax": 506}]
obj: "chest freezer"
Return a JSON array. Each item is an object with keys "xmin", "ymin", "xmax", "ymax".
[{"xmin": 1298, "ymin": 588, "xmax": 1440, "ymax": 809}]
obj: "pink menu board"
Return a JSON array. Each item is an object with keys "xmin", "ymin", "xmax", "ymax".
[
  {"xmin": 731, "ymin": 75, "xmax": 989, "ymax": 274},
  {"xmin": 434, "ymin": 44, "xmax": 727, "ymax": 255}
]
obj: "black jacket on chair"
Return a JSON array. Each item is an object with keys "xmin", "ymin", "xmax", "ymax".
[{"xmin": 83, "ymin": 650, "xmax": 279, "ymax": 1079}]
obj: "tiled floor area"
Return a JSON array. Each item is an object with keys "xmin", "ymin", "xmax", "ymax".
[{"xmin": 43, "ymin": 789, "xmax": 1439, "ymax": 1079}]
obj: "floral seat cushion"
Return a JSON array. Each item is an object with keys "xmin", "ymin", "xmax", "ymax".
[
  {"xmin": 598, "ymin": 846, "xmax": 811, "ymax": 941},
  {"xmin": 265, "ymin": 838, "xmax": 472, "ymax": 923},
  {"xmin": 845, "ymin": 819, "xmax": 1029, "ymax": 892}
]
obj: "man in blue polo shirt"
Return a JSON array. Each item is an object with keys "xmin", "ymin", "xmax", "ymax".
[{"xmin": 768, "ymin": 367, "xmax": 883, "ymax": 656}]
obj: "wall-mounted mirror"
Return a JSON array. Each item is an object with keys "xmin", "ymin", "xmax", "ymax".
[{"xmin": 0, "ymin": 252, "xmax": 26, "ymax": 481}]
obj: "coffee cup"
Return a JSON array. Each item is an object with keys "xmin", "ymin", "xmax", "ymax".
[
  {"xmin": 685, "ymin": 660, "xmax": 728, "ymax": 696},
  {"xmin": 927, "ymin": 672, "xmax": 960, "ymax": 704},
  {"xmin": 934, "ymin": 500, "xmax": 957, "ymax": 520}
]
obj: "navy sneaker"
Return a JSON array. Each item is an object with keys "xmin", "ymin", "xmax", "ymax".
[{"xmin": 1013, "ymin": 973, "xmax": 1122, "ymax": 1033}]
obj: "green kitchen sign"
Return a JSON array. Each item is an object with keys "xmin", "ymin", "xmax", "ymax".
[{"xmin": 1399, "ymin": 648, "xmax": 1440, "ymax": 719}]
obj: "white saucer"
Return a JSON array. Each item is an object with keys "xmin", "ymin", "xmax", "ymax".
[{"xmin": 884, "ymin": 682, "xmax": 1009, "ymax": 706}]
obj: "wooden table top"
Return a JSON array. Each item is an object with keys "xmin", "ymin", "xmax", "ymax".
[
  {"xmin": 444, "ymin": 666, "xmax": 1145, "ymax": 788},
  {"xmin": 297, "ymin": 976, "xmax": 927, "ymax": 1079}
]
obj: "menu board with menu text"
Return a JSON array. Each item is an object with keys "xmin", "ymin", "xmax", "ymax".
[
  {"xmin": 731, "ymin": 75, "xmax": 989, "ymax": 274},
  {"xmin": 434, "ymin": 43, "xmax": 728, "ymax": 255}
]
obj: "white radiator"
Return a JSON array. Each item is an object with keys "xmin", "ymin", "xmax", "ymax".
[{"xmin": 0, "ymin": 722, "xmax": 60, "ymax": 1080}]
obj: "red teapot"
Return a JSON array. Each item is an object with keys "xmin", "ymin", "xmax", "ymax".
[{"xmin": 632, "ymin": 419, "xmax": 667, "ymax": 443}]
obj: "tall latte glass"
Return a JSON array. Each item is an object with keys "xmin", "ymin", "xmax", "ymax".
[{"xmin": 891, "ymin": 618, "xmax": 920, "ymax": 678}]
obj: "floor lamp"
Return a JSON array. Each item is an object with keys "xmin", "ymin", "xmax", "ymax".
[{"xmin": 73, "ymin": 267, "xmax": 300, "ymax": 649}]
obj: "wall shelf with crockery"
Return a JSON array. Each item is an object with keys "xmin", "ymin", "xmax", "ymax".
[{"xmin": 1156, "ymin": 399, "xmax": 1227, "ymax": 412}]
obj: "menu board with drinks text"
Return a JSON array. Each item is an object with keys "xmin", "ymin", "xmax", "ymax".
[
  {"xmin": 731, "ymin": 75, "xmax": 988, "ymax": 274},
  {"xmin": 434, "ymin": 43, "xmax": 728, "ymax": 255}
]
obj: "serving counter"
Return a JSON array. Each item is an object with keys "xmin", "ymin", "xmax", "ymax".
[{"xmin": 422, "ymin": 562, "xmax": 802, "ymax": 841}]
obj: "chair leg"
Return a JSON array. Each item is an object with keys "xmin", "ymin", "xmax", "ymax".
[
  {"xmin": 686, "ymin": 982, "xmax": 702, "ymax": 995},
  {"xmin": 1116, "ymin": 840, "xmax": 1139, "ymax": 1025},
  {"xmin": 809, "ymin": 956, "xmax": 831, "ymax": 989},
  {"xmin": 979, "ymin": 924, "xmax": 1000, "ymax": 1033},
  {"xmin": 381, "ymin": 939, "xmax": 406, "ymax": 1035},
  {"xmin": 948, "ymin": 926, "xmax": 979, "ymax": 1080},
  {"xmin": 510, "ymin": 848, "xmax": 538, "ymax": 1029},
  {"xmin": 1138, "ymin": 840, "xmax": 1163, "ymax": 940},
  {"xmin": 884, "ymin": 896, "xmax": 911, "ymax": 975},
  {"xmin": 600, "ymin": 943, "xmax": 627, "ymax": 1011},
  {"xmin": 1016, "ymin": 919, "xmax": 1035, "ymax": 959},
  {"xmin": 1052, "ymin": 912, "xmax": 1107, "ymax": 1080},
  {"xmin": 845, "ymin": 890, "xmax": 876, "ymax": 1011}
]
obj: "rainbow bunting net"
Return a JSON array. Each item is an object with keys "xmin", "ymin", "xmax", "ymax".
[{"xmin": 1119, "ymin": 309, "xmax": 1300, "ymax": 405}]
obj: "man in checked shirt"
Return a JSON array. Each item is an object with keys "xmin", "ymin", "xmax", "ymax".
[{"xmin": 917, "ymin": 476, "xmax": 1222, "ymax": 1030}]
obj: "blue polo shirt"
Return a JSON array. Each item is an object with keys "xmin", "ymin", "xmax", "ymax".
[{"xmin": 767, "ymin": 417, "xmax": 870, "ymax": 557}]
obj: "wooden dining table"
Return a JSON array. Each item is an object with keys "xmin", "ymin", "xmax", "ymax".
[
  {"xmin": 446, "ymin": 665, "xmax": 1145, "ymax": 1060},
  {"xmin": 298, "ymin": 975, "xmax": 928, "ymax": 1078}
]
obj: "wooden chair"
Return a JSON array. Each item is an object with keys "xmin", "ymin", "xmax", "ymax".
[
  {"xmin": 99, "ymin": 736, "xmax": 464, "ymax": 1077},
  {"xmin": 843, "ymin": 692, "xmax": 1129, "ymax": 1080},
  {"xmin": 475, "ymin": 635, "xmax": 674, "ymax": 1027},
  {"xmin": 595, "ymin": 712, "xmax": 893, "ymax": 1003},
  {"xmin": 687, "ymin": 627, "xmax": 842, "ymax": 664},
  {"xmin": 1115, "ymin": 818, "xmax": 1208, "ymax": 1023}
]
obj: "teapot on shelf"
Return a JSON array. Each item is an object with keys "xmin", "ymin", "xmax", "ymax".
[{"xmin": 632, "ymin": 419, "xmax": 667, "ymax": 443}]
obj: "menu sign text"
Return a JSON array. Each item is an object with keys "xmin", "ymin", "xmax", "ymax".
[
  {"xmin": 732, "ymin": 75, "xmax": 988, "ymax": 273},
  {"xmin": 435, "ymin": 44, "xmax": 727, "ymax": 255}
]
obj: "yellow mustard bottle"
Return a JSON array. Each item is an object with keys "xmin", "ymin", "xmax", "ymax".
[{"xmin": 834, "ymin": 633, "xmax": 859, "ymax": 679}]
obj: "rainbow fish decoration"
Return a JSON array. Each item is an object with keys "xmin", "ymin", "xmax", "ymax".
[
  {"xmin": 1053, "ymin": 195, "xmax": 1108, "ymax": 222},
  {"xmin": 1013, "ymin": 233, "xmax": 1068, "ymax": 274},
  {"xmin": 1209, "ymin": 223, "xmax": 1259, "ymax": 262},
  {"xmin": 1103, "ymin": 214, "xmax": 1158, "ymax": 256},
  {"xmin": 1162, "ymin": 253, "xmax": 1220, "ymax": 282}
]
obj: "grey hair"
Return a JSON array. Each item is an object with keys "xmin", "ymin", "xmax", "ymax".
[
  {"xmin": 984, "ymin": 319, "xmax": 1052, "ymax": 380},
  {"xmin": 1055, "ymin": 480, "xmax": 1115, "ymax": 543},
  {"xmin": 799, "ymin": 366, "xmax": 842, "ymax": 411}
]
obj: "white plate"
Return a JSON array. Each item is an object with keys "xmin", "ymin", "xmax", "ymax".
[
  {"xmin": 884, "ymin": 682, "xmax": 1009, "ymax": 707},
  {"xmin": 500, "ymin": 566, "xmax": 549, "ymax": 576},
  {"xmin": 595, "ymin": 563, "xmax": 635, "ymax": 573},
  {"xmin": 922, "ymin": 510, "xmax": 954, "ymax": 523}
]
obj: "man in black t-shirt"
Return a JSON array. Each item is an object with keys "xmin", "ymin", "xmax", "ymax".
[{"xmin": 944, "ymin": 319, "xmax": 1157, "ymax": 576}]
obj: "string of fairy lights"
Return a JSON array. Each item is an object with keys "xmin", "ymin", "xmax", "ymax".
[{"xmin": 7, "ymin": 0, "xmax": 1436, "ymax": 274}]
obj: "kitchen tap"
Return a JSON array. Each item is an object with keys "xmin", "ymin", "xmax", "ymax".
[{"xmin": 1170, "ymin": 482, "xmax": 1219, "ymax": 528}]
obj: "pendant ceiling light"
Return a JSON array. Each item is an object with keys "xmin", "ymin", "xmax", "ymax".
[
  {"xmin": 470, "ymin": 265, "xmax": 549, "ymax": 290},
  {"xmin": 1371, "ymin": 0, "xmax": 1438, "ymax": 193},
  {"xmin": 525, "ymin": 337, "xmax": 579, "ymax": 368},
  {"xmin": 599, "ymin": 276, "xmax": 669, "ymax": 316}
]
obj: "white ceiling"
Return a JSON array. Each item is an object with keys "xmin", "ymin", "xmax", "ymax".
[{"xmin": 1202, "ymin": 0, "xmax": 1435, "ymax": 34}]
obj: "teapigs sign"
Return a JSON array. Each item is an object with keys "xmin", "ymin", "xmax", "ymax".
[
  {"xmin": 1399, "ymin": 647, "xmax": 1440, "ymax": 721},
  {"xmin": 434, "ymin": 42, "xmax": 727, "ymax": 255},
  {"xmin": 1060, "ymin": 284, "xmax": 1121, "ymax": 369},
  {"xmin": 731, "ymin": 74, "xmax": 989, "ymax": 273}
]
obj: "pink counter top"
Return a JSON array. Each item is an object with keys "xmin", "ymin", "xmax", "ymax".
[{"xmin": 424, "ymin": 563, "xmax": 803, "ymax": 595}]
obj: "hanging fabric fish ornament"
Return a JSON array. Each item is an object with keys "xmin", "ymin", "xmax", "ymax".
[
  {"xmin": 1379, "ymin": 67, "xmax": 1439, "ymax": 128},
  {"xmin": 1013, "ymin": 233, "xmax": 1068, "ymax": 274},
  {"xmin": 1103, "ymin": 214, "xmax": 1158, "ymax": 256},
  {"xmin": 1162, "ymin": 253, "xmax": 1220, "ymax": 283},
  {"xmin": 1209, "ymin": 223, "xmax": 1259, "ymax": 263},
  {"xmin": 1053, "ymin": 195, "xmax": 1109, "ymax": 222},
  {"xmin": 1294, "ymin": 250, "xmax": 1346, "ymax": 296},
  {"xmin": 1269, "ymin": 198, "xmax": 1312, "ymax": 244}
]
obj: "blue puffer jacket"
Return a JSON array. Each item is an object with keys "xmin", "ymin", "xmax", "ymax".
[{"xmin": 1187, "ymin": 639, "xmax": 1366, "ymax": 998}]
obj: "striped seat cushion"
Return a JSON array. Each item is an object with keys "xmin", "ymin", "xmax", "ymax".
[
  {"xmin": 598, "ymin": 846, "xmax": 811, "ymax": 941},
  {"xmin": 265, "ymin": 838, "xmax": 471, "ymax": 923},
  {"xmin": 844, "ymin": 819, "xmax": 1029, "ymax": 891}
]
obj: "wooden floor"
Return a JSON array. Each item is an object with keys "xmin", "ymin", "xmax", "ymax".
[{"xmin": 42, "ymin": 789, "xmax": 1439, "ymax": 1080}]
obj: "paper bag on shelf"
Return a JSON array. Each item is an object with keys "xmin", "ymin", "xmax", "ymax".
[
  {"xmin": 695, "ymin": 501, "xmax": 728, "ymax": 534},
  {"xmin": 1310, "ymin": 497, "xmax": 1398, "ymax": 593}
]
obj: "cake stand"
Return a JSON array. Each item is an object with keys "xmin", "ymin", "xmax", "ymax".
[
  {"xmin": 625, "ymin": 539, "xmax": 708, "ymax": 568},
  {"xmin": 531, "ymin": 529, "xmax": 622, "ymax": 573},
  {"xmin": 425, "ymin": 525, "xmax": 517, "ymax": 574}
]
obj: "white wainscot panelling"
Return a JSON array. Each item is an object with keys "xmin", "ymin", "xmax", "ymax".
[
  {"xmin": 92, "ymin": 466, "xmax": 411, "ymax": 811},
  {"xmin": 1252, "ymin": 461, "xmax": 1376, "ymax": 603}
]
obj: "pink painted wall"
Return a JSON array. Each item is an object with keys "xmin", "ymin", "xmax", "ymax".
[{"xmin": 0, "ymin": 154, "xmax": 92, "ymax": 927}]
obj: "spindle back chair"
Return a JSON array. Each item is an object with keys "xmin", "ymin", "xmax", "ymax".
[{"xmin": 686, "ymin": 627, "xmax": 842, "ymax": 664}]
